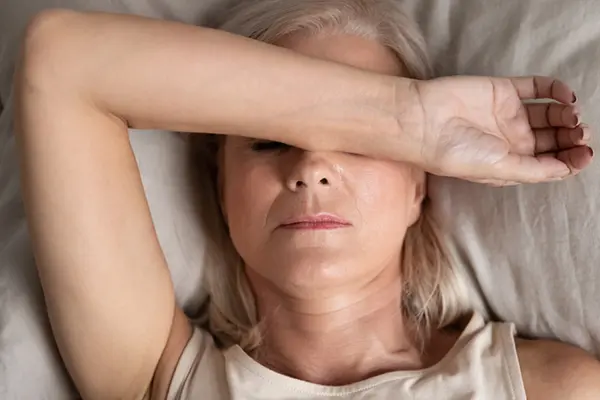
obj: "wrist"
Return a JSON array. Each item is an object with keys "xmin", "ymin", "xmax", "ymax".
[
  {"xmin": 346, "ymin": 76, "xmax": 424, "ymax": 164},
  {"xmin": 390, "ymin": 78, "xmax": 425, "ymax": 164}
]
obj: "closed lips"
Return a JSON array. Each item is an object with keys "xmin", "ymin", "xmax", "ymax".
[{"xmin": 279, "ymin": 214, "xmax": 351, "ymax": 229}]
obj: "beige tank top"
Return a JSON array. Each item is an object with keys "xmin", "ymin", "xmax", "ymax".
[{"xmin": 166, "ymin": 314, "xmax": 526, "ymax": 399}]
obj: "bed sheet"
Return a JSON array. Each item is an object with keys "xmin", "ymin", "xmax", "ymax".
[{"xmin": 1, "ymin": 0, "xmax": 600, "ymax": 398}]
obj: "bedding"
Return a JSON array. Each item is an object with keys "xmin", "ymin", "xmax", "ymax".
[
  {"xmin": 406, "ymin": 0, "xmax": 600, "ymax": 354},
  {"xmin": 1, "ymin": 0, "xmax": 599, "ymax": 398}
]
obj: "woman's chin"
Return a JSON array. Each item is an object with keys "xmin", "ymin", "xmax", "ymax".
[{"xmin": 254, "ymin": 251, "xmax": 371, "ymax": 294}]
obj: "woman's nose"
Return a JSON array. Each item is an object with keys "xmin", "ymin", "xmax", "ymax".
[{"xmin": 285, "ymin": 151, "xmax": 336, "ymax": 192}]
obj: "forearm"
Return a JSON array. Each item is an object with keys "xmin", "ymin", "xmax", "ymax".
[{"xmin": 21, "ymin": 9, "xmax": 420, "ymax": 161}]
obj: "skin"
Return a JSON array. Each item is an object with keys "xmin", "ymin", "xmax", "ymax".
[{"xmin": 14, "ymin": 9, "xmax": 598, "ymax": 400}]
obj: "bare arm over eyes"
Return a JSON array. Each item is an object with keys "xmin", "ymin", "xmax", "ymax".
[{"xmin": 20, "ymin": 10, "xmax": 409, "ymax": 155}]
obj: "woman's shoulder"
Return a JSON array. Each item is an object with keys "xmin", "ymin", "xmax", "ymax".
[{"xmin": 516, "ymin": 337, "xmax": 600, "ymax": 400}]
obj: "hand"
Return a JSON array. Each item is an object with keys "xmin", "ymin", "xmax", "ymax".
[{"xmin": 413, "ymin": 76, "xmax": 593, "ymax": 185}]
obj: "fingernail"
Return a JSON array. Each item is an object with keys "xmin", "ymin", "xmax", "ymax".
[
  {"xmin": 573, "ymin": 112, "xmax": 581, "ymax": 127},
  {"xmin": 572, "ymin": 92, "xmax": 578, "ymax": 104},
  {"xmin": 589, "ymin": 147, "xmax": 594, "ymax": 158},
  {"xmin": 582, "ymin": 125, "xmax": 591, "ymax": 141}
]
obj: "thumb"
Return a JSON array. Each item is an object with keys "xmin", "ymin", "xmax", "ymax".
[{"xmin": 493, "ymin": 153, "xmax": 571, "ymax": 183}]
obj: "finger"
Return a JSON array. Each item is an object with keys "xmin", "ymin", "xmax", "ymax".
[
  {"xmin": 554, "ymin": 146, "xmax": 594, "ymax": 173},
  {"xmin": 474, "ymin": 178, "xmax": 521, "ymax": 187},
  {"xmin": 511, "ymin": 76, "xmax": 576, "ymax": 103},
  {"xmin": 526, "ymin": 103, "xmax": 580, "ymax": 128},
  {"xmin": 535, "ymin": 124, "xmax": 592, "ymax": 153},
  {"xmin": 493, "ymin": 153, "xmax": 571, "ymax": 183}
]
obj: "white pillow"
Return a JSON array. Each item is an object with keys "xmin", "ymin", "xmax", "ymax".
[{"xmin": 1, "ymin": 0, "xmax": 599, "ymax": 398}]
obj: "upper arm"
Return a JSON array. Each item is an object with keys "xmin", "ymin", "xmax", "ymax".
[
  {"xmin": 518, "ymin": 338, "xmax": 600, "ymax": 400},
  {"xmin": 16, "ymin": 10, "xmax": 191, "ymax": 399}
]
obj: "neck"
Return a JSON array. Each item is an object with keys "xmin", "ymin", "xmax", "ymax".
[{"xmin": 248, "ymin": 266, "xmax": 431, "ymax": 386}]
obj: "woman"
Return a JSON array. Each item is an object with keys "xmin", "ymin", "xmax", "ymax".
[{"xmin": 14, "ymin": 0, "xmax": 598, "ymax": 399}]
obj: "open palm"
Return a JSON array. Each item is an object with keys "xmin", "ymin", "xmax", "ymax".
[{"xmin": 414, "ymin": 76, "xmax": 592, "ymax": 185}]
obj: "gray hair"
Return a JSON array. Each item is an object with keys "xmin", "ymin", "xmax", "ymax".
[
  {"xmin": 191, "ymin": 0, "xmax": 469, "ymax": 353},
  {"xmin": 217, "ymin": 0, "xmax": 433, "ymax": 79}
]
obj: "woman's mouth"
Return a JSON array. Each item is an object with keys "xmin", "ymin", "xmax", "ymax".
[{"xmin": 279, "ymin": 214, "xmax": 352, "ymax": 230}]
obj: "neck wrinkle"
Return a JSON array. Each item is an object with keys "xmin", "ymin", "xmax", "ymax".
[{"xmin": 246, "ymin": 264, "xmax": 427, "ymax": 386}]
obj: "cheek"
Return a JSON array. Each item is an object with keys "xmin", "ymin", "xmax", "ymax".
[
  {"xmin": 222, "ymin": 153, "xmax": 280, "ymax": 253},
  {"xmin": 353, "ymin": 162, "xmax": 416, "ymax": 236}
]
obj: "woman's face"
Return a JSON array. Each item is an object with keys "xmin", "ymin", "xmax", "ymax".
[{"xmin": 221, "ymin": 32, "xmax": 425, "ymax": 298}]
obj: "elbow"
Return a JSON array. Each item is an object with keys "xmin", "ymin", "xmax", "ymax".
[{"xmin": 18, "ymin": 9, "xmax": 83, "ymax": 91}]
